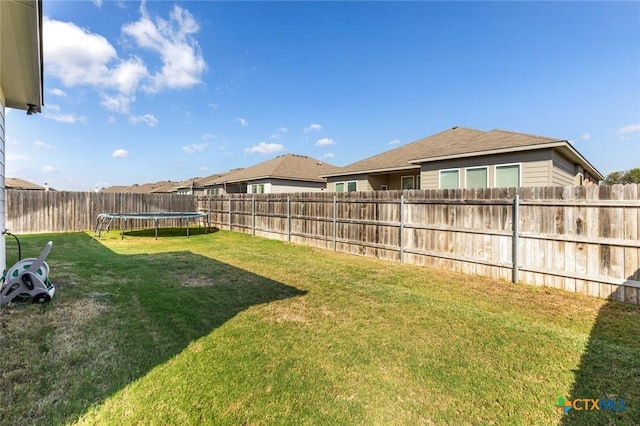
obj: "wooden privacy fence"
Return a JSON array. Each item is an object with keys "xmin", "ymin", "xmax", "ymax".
[
  {"xmin": 198, "ymin": 184, "xmax": 640, "ymax": 304},
  {"xmin": 6, "ymin": 190, "xmax": 198, "ymax": 234}
]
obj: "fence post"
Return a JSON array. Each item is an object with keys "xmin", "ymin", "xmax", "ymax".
[
  {"xmin": 333, "ymin": 195, "xmax": 337, "ymax": 251},
  {"xmin": 252, "ymin": 196, "xmax": 256, "ymax": 236},
  {"xmin": 512, "ymin": 194, "xmax": 520, "ymax": 284},
  {"xmin": 287, "ymin": 196, "xmax": 291, "ymax": 242},
  {"xmin": 400, "ymin": 194, "xmax": 405, "ymax": 264},
  {"xmin": 228, "ymin": 196, "xmax": 232, "ymax": 230}
]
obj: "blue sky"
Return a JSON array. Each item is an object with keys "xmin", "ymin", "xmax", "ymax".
[{"xmin": 5, "ymin": 0, "xmax": 639, "ymax": 191}]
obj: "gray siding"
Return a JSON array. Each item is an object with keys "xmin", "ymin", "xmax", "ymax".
[
  {"xmin": 327, "ymin": 174, "xmax": 371, "ymax": 192},
  {"xmin": 419, "ymin": 150, "xmax": 553, "ymax": 189},
  {"xmin": 263, "ymin": 179, "xmax": 326, "ymax": 194},
  {"xmin": 551, "ymin": 150, "xmax": 577, "ymax": 186}
]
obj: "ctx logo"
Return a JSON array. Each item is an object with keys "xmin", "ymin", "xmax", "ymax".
[{"xmin": 556, "ymin": 396, "xmax": 626, "ymax": 414}]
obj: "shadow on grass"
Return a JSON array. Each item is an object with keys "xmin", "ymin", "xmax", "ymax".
[
  {"xmin": 560, "ymin": 276, "xmax": 640, "ymax": 425},
  {"xmin": 0, "ymin": 232, "xmax": 305, "ymax": 425},
  {"xmin": 110, "ymin": 226, "xmax": 218, "ymax": 239}
]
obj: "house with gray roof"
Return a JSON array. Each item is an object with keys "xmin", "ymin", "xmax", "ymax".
[
  {"xmin": 322, "ymin": 127, "xmax": 603, "ymax": 192},
  {"xmin": 205, "ymin": 154, "xmax": 339, "ymax": 195}
]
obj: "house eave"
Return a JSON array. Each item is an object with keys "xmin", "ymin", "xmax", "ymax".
[
  {"xmin": 222, "ymin": 175, "xmax": 326, "ymax": 184},
  {"xmin": 0, "ymin": 0, "xmax": 44, "ymax": 112},
  {"xmin": 321, "ymin": 164, "xmax": 420, "ymax": 178}
]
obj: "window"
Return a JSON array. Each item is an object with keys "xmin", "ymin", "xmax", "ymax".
[
  {"xmin": 380, "ymin": 185, "xmax": 388, "ymax": 191},
  {"xmin": 466, "ymin": 167, "xmax": 488, "ymax": 189},
  {"xmin": 440, "ymin": 169, "xmax": 460, "ymax": 189},
  {"xmin": 250, "ymin": 184, "xmax": 265, "ymax": 194},
  {"xmin": 401, "ymin": 176, "xmax": 415, "ymax": 190},
  {"xmin": 335, "ymin": 181, "xmax": 357, "ymax": 192},
  {"xmin": 206, "ymin": 188, "xmax": 221, "ymax": 196},
  {"xmin": 495, "ymin": 164, "xmax": 520, "ymax": 188}
]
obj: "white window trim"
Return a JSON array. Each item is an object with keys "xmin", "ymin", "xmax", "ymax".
[
  {"xmin": 380, "ymin": 184, "xmax": 388, "ymax": 191},
  {"xmin": 465, "ymin": 166, "xmax": 488, "ymax": 189},
  {"xmin": 439, "ymin": 168, "xmax": 460, "ymax": 189},
  {"xmin": 401, "ymin": 175, "xmax": 415, "ymax": 190},
  {"xmin": 494, "ymin": 163, "xmax": 522, "ymax": 188}
]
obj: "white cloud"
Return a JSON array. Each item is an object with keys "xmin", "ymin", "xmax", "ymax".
[
  {"xmin": 33, "ymin": 140, "xmax": 53, "ymax": 149},
  {"xmin": 43, "ymin": 110, "xmax": 87, "ymax": 124},
  {"xmin": 108, "ymin": 116, "xmax": 116, "ymax": 124},
  {"xmin": 201, "ymin": 133, "xmax": 215, "ymax": 140},
  {"xmin": 389, "ymin": 138, "xmax": 401, "ymax": 145},
  {"xmin": 207, "ymin": 103, "xmax": 219, "ymax": 109},
  {"xmin": 580, "ymin": 133, "xmax": 590, "ymax": 141},
  {"xmin": 101, "ymin": 93, "xmax": 135, "ymax": 114},
  {"xmin": 244, "ymin": 142, "xmax": 284, "ymax": 155},
  {"xmin": 129, "ymin": 114, "xmax": 159, "ymax": 126},
  {"xmin": 122, "ymin": 4, "xmax": 207, "ymax": 92},
  {"xmin": 235, "ymin": 118, "xmax": 249, "ymax": 127},
  {"xmin": 49, "ymin": 88, "xmax": 67, "ymax": 98},
  {"xmin": 7, "ymin": 153, "xmax": 28, "ymax": 161},
  {"xmin": 92, "ymin": 0, "xmax": 103, "ymax": 7},
  {"xmin": 315, "ymin": 137, "xmax": 336, "ymax": 147},
  {"xmin": 182, "ymin": 143, "xmax": 208, "ymax": 154},
  {"xmin": 112, "ymin": 149, "xmax": 129, "ymax": 158},
  {"xmin": 323, "ymin": 153, "xmax": 335, "ymax": 159},
  {"xmin": 269, "ymin": 127, "xmax": 288, "ymax": 139},
  {"xmin": 44, "ymin": 4, "xmax": 207, "ymax": 114},
  {"xmin": 617, "ymin": 124, "xmax": 640, "ymax": 139},
  {"xmin": 44, "ymin": 19, "xmax": 147, "ymax": 95},
  {"xmin": 42, "ymin": 165, "xmax": 56, "ymax": 173},
  {"xmin": 305, "ymin": 123, "xmax": 322, "ymax": 133}
]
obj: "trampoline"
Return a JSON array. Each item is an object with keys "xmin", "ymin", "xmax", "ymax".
[{"xmin": 94, "ymin": 212, "xmax": 209, "ymax": 240}]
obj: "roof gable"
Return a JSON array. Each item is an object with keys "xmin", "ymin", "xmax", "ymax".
[
  {"xmin": 215, "ymin": 154, "xmax": 339, "ymax": 184},
  {"xmin": 324, "ymin": 127, "xmax": 484, "ymax": 176}
]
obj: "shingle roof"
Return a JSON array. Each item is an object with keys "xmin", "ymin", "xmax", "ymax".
[
  {"xmin": 5, "ymin": 177, "xmax": 45, "ymax": 190},
  {"xmin": 101, "ymin": 181, "xmax": 177, "ymax": 193},
  {"xmin": 322, "ymin": 127, "xmax": 594, "ymax": 177},
  {"xmin": 323, "ymin": 127, "xmax": 485, "ymax": 176},
  {"xmin": 214, "ymin": 154, "xmax": 339, "ymax": 184},
  {"xmin": 408, "ymin": 129, "xmax": 562, "ymax": 163}
]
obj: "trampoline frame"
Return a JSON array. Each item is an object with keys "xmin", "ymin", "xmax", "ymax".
[{"xmin": 95, "ymin": 212, "xmax": 209, "ymax": 240}]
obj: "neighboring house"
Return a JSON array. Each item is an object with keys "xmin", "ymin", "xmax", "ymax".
[
  {"xmin": 5, "ymin": 177, "xmax": 48, "ymax": 191},
  {"xmin": 204, "ymin": 154, "xmax": 339, "ymax": 195},
  {"xmin": 100, "ymin": 180, "xmax": 177, "ymax": 193},
  {"xmin": 323, "ymin": 127, "xmax": 603, "ymax": 192},
  {"xmin": 1, "ymin": 0, "xmax": 44, "ymax": 272},
  {"xmin": 172, "ymin": 178, "xmax": 205, "ymax": 195}
]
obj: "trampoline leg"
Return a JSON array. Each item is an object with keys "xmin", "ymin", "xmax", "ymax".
[{"xmin": 155, "ymin": 219, "xmax": 159, "ymax": 240}]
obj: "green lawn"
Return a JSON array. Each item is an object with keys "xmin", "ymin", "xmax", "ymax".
[{"xmin": 0, "ymin": 229, "xmax": 638, "ymax": 425}]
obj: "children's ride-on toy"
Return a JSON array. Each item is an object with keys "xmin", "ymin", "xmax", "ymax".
[{"xmin": 0, "ymin": 240, "xmax": 55, "ymax": 306}]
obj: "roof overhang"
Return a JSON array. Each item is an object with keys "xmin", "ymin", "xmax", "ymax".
[
  {"xmin": 221, "ymin": 175, "xmax": 326, "ymax": 184},
  {"xmin": 321, "ymin": 164, "xmax": 420, "ymax": 179},
  {"xmin": 0, "ymin": 0, "xmax": 44, "ymax": 112},
  {"xmin": 409, "ymin": 141, "xmax": 604, "ymax": 181}
]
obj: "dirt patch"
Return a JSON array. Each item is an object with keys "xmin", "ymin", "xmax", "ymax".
[{"xmin": 182, "ymin": 277, "xmax": 217, "ymax": 287}]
